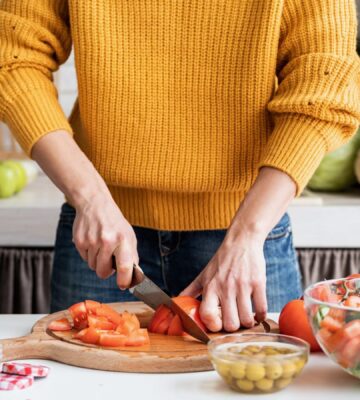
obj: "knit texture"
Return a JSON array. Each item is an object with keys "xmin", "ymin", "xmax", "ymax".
[{"xmin": 1, "ymin": 0, "xmax": 360, "ymax": 230}]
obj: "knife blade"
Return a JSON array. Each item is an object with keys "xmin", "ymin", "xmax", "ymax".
[{"xmin": 128, "ymin": 266, "xmax": 210, "ymax": 344}]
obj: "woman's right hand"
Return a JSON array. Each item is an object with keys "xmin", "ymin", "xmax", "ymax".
[{"xmin": 72, "ymin": 193, "xmax": 139, "ymax": 290}]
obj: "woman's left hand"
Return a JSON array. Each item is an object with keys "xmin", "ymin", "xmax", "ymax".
[{"xmin": 180, "ymin": 230, "xmax": 267, "ymax": 332}]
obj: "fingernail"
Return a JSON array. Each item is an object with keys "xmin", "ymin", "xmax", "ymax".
[{"xmin": 119, "ymin": 286, "xmax": 126, "ymax": 291}]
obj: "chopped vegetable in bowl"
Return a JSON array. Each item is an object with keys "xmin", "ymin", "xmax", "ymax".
[{"xmin": 304, "ymin": 275, "xmax": 360, "ymax": 379}]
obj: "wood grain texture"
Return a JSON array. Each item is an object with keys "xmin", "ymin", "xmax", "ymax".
[{"xmin": 0, "ymin": 302, "xmax": 279, "ymax": 373}]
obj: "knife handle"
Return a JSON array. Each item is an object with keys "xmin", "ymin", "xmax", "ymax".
[{"xmin": 111, "ymin": 256, "xmax": 144, "ymax": 288}]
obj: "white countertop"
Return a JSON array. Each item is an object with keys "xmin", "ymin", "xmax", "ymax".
[
  {"xmin": 0, "ymin": 174, "xmax": 360, "ymax": 247},
  {"xmin": 0, "ymin": 313, "xmax": 359, "ymax": 400}
]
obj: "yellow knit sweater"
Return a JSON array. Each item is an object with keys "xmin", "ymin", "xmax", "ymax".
[{"xmin": 1, "ymin": 1, "xmax": 360, "ymax": 230}]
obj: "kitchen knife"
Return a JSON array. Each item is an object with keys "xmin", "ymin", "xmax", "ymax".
[{"xmin": 128, "ymin": 265, "xmax": 211, "ymax": 344}]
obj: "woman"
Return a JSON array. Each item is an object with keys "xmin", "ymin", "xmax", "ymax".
[{"xmin": 0, "ymin": 1, "xmax": 359, "ymax": 332}]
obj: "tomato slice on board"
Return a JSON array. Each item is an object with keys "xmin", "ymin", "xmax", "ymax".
[
  {"xmin": 85, "ymin": 300, "xmax": 101, "ymax": 315},
  {"xmin": 88, "ymin": 315, "xmax": 116, "ymax": 330},
  {"xmin": 68, "ymin": 302, "xmax": 88, "ymax": 330},
  {"xmin": 122, "ymin": 311, "xmax": 141, "ymax": 329},
  {"xmin": 95, "ymin": 304, "xmax": 124, "ymax": 325},
  {"xmin": 125, "ymin": 329, "xmax": 150, "ymax": 346},
  {"xmin": 167, "ymin": 314, "xmax": 183, "ymax": 336},
  {"xmin": 116, "ymin": 320, "xmax": 139, "ymax": 335},
  {"xmin": 48, "ymin": 318, "xmax": 72, "ymax": 331},
  {"xmin": 98, "ymin": 332, "xmax": 128, "ymax": 347},
  {"xmin": 172, "ymin": 296, "xmax": 207, "ymax": 331},
  {"xmin": 148, "ymin": 305, "xmax": 173, "ymax": 333},
  {"xmin": 74, "ymin": 327, "xmax": 101, "ymax": 344}
]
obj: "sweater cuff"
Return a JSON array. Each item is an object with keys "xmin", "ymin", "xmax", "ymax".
[
  {"xmin": 259, "ymin": 114, "xmax": 346, "ymax": 195},
  {"xmin": 0, "ymin": 68, "xmax": 73, "ymax": 156}
]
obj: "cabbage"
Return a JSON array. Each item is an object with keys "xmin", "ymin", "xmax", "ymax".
[{"xmin": 308, "ymin": 129, "xmax": 360, "ymax": 191}]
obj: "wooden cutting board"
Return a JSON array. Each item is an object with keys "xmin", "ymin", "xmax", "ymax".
[{"xmin": 0, "ymin": 302, "xmax": 278, "ymax": 373}]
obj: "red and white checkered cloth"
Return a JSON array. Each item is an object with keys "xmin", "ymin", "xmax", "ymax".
[
  {"xmin": 0, "ymin": 373, "xmax": 34, "ymax": 390},
  {"xmin": 2, "ymin": 362, "xmax": 50, "ymax": 377}
]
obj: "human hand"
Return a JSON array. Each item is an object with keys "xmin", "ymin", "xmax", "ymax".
[
  {"xmin": 180, "ymin": 233, "xmax": 267, "ymax": 332},
  {"xmin": 72, "ymin": 193, "xmax": 139, "ymax": 290}
]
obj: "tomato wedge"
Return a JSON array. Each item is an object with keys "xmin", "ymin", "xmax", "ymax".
[
  {"xmin": 85, "ymin": 300, "xmax": 101, "ymax": 315},
  {"xmin": 343, "ymin": 295, "xmax": 360, "ymax": 308},
  {"xmin": 68, "ymin": 302, "xmax": 88, "ymax": 330},
  {"xmin": 88, "ymin": 315, "xmax": 116, "ymax": 330},
  {"xmin": 168, "ymin": 314, "xmax": 183, "ymax": 336},
  {"xmin": 95, "ymin": 304, "xmax": 123, "ymax": 325},
  {"xmin": 148, "ymin": 296, "xmax": 207, "ymax": 336},
  {"xmin": 48, "ymin": 318, "xmax": 72, "ymax": 331},
  {"xmin": 320, "ymin": 316, "xmax": 343, "ymax": 332},
  {"xmin": 173, "ymin": 296, "xmax": 206, "ymax": 331},
  {"xmin": 99, "ymin": 332, "xmax": 128, "ymax": 347},
  {"xmin": 74, "ymin": 327, "xmax": 101, "ymax": 344},
  {"xmin": 125, "ymin": 329, "xmax": 150, "ymax": 346}
]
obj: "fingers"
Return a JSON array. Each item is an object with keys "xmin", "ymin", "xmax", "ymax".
[
  {"xmin": 114, "ymin": 240, "xmax": 139, "ymax": 290},
  {"xmin": 221, "ymin": 294, "xmax": 240, "ymax": 332},
  {"xmin": 87, "ymin": 245, "xmax": 100, "ymax": 271},
  {"xmin": 237, "ymin": 287, "xmax": 255, "ymax": 328},
  {"xmin": 179, "ymin": 275, "xmax": 203, "ymax": 298},
  {"xmin": 200, "ymin": 287, "xmax": 222, "ymax": 332},
  {"xmin": 95, "ymin": 246, "xmax": 115, "ymax": 279},
  {"xmin": 252, "ymin": 282, "xmax": 268, "ymax": 323}
]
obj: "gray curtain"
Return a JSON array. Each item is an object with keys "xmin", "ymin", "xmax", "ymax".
[
  {"xmin": 0, "ymin": 247, "xmax": 359, "ymax": 313},
  {"xmin": 297, "ymin": 248, "xmax": 360, "ymax": 287},
  {"xmin": 0, "ymin": 248, "xmax": 53, "ymax": 314}
]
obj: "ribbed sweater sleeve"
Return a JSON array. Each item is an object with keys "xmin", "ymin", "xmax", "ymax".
[
  {"xmin": 0, "ymin": 0, "xmax": 73, "ymax": 156},
  {"xmin": 260, "ymin": 0, "xmax": 360, "ymax": 194}
]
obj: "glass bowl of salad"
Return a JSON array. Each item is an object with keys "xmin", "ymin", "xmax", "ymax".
[
  {"xmin": 208, "ymin": 333, "xmax": 309, "ymax": 393},
  {"xmin": 304, "ymin": 275, "xmax": 360, "ymax": 379}
]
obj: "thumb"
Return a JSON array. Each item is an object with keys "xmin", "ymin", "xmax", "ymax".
[{"xmin": 179, "ymin": 275, "xmax": 203, "ymax": 298}]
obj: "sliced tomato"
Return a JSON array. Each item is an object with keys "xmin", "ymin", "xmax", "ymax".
[
  {"xmin": 98, "ymin": 332, "xmax": 128, "ymax": 347},
  {"xmin": 154, "ymin": 313, "xmax": 174, "ymax": 334},
  {"xmin": 74, "ymin": 327, "xmax": 101, "ymax": 344},
  {"xmin": 85, "ymin": 300, "xmax": 101, "ymax": 315},
  {"xmin": 68, "ymin": 301, "xmax": 88, "ymax": 330},
  {"xmin": 320, "ymin": 316, "xmax": 343, "ymax": 332},
  {"xmin": 326, "ymin": 320, "xmax": 360, "ymax": 353},
  {"xmin": 337, "ymin": 336, "xmax": 360, "ymax": 369},
  {"xmin": 148, "ymin": 304, "xmax": 173, "ymax": 333},
  {"xmin": 125, "ymin": 329, "xmax": 150, "ymax": 346},
  {"xmin": 116, "ymin": 319, "xmax": 139, "ymax": 335},
  {"xmin": 88, "ymin": 315, "xmax": 116, "ymax": 330},
  {"xmin": 48, "ymin": 318, "xmax": 72, "ymax": 331},
  {"xmin": 167, "ymin": 314, "xmax": 183, "ymax": 336},
  {"xmin": 173, "ymin": 296, "xmax": 207, "ymax": 331},
  {"xmin": 343, "ymin": 295, "xmax": 360, "ymax": 308},
  {"xmin": 96, "ymin": 304, "xmax": 123, "ymax": 325},
  {"xmin": 122, "ymin": 311, "xmax": 141, "ymax": 329}
]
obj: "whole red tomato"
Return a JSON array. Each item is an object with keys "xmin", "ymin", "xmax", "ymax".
[{"xmin": 279, "ymin": 299, "xmax": 321, "ymax": 352}]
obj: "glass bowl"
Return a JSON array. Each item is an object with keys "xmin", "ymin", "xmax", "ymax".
[
  {"xmin": 208, "ymin": 333, "xmax": 309, "ymax": 393},
  {"xmin": 304, "ymin": 277, "xmax": 360, "ymax": 379}
]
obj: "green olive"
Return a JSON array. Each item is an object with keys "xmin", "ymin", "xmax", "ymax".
[
  {"xmin": 230, "ymin": 361, "xmax": 246, "ymax": 379},
  {"xmin": 245, "ymin": 345, "xmax": 262, "ymax": 353},
  {"xmin": 236, "ymin": 379, "xmax": 255, "ymax": 392},
  {"xmin": 265, "ymin": 362, "xmax": 283, "ymax": 380},
  {"xmin": 294, "ymin": 357, "xmax": 306, "ymax": 374},
  {"xmin": 245, "ymin": 363, "xmax": 266, "ymax": 381},
  {"xmin": 264, "ymin": 347, "xmax": 280, "ymax": 355},
  {"xmin": 275, "ymin": 377, "xmax": 292, "ymax": 389},
  {"xmin": 255, "ymin": 378, "xmax": 274, "ymax": 392},
  {"xmin": 281, "ymin": 361, "xmax": 297, "ymax": 378},
  {"xmin": 215, "ymin": 361, "xmax": 230, "ymax": 378}
]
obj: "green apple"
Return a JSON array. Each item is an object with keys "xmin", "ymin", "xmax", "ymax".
[
  {"xmin": 0, "ymin": 163, "xmax": 17, "ymax": 198},
  {"xmin": 1, "ymin": 160, "xmax": 27, "ymax": 192}
]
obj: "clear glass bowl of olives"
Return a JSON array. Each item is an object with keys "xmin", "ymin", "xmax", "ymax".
[{"xmin": 208, "ymin": 333, "xmax": 309, "ymax": 394}]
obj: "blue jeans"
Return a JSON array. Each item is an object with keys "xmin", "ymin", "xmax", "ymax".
[{"xmin": 51, "ymin": 203, "xmax": 302, "ymax": 312}]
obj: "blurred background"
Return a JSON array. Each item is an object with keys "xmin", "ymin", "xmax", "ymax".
[{"xmin": 0, "ymin": 4, "xmax": 360, "ymax": 314}]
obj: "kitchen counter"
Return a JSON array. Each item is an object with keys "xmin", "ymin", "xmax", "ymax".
[
  {"xmin": 0, "ymin": 313, "xmax": 359, "ymax": 400},
  {"xmin": 1, "ymin": 174, "xmax": 360, "ymax": 247}
]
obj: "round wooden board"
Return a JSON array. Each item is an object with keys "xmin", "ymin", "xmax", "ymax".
[{"xmin": 0, "ymin": 302, "xmax": 279, "ymax": 373}]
